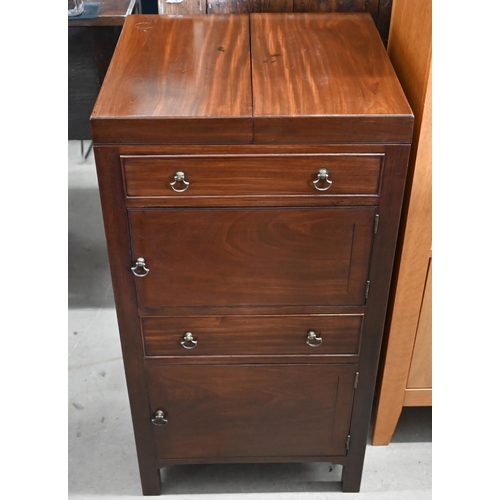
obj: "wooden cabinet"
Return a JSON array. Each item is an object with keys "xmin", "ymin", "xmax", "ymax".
[{"xmin": 91, "ymin": 13, "xmax": 413, "ymax": 494}]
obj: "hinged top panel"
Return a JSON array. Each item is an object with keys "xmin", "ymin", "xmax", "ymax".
[
  {"xmin": 251, "ymin": 13, "xmax": 411, "ymax": 118},
  {"xmin": 251, "ymin": 13, "xmax": 413, "ymax": 143},
  {"xmin": 91, "ymin": 13, "xmax": 413, "ymax": 144},
  {"xmin": 91, "ymin": 14, "xmax": 253, "ymax": 144}
]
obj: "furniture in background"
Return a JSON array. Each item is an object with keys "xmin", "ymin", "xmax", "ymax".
[
  {"xmin": 372, "ymin": 0, "xmax": 432, "ymax": 446},
  {"xmin": 68, "ymin": 0, "xmax": 140, "ymax": 141},
  {"xmin": 91, "ymin": 13, "xmax": 413, "ymax": 494},
  {"xmin": 158, "ymin": 0, "xmax": 393, "ymax": 46}
]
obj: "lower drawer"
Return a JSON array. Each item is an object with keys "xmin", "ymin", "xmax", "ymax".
[{"xmin": 141, "ymin": 315, "xmax": 362, "ymax": 357}]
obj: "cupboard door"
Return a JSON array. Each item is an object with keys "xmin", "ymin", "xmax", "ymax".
[
  {"xmin": 147, "ymin": 364, "xmax": 357, "ymax": 459},
  {"xmin": 129, "ymin": 207, "xmax": 376, "ymax": 308}
]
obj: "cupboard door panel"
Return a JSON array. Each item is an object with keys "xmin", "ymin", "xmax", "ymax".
[
  {"xmin": 147, "ymin": 364, "xmax": 357, "ymax": 459},
  {"xmin": 129, "ymin": 207, "xmax": 376, "ymax": 308}
]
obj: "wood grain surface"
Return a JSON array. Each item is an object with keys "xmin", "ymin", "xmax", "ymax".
[
  {"xmin": 91, "ymin": 13, "xmax": 412, "ymax": 144},
  {"xmin": 92, "ymin": 15, "xmax": 252, "ymax": 119},
  {"xmin": 403, "ymin": 388, "xmax": 432, "ymax": 406},
  {"xmin": 141, "ymin": 314, "xmax": 363, "ymax": 357},
  {"xmin": 146, "ymin": 364, "xmax": 357, "ymax": 458},
  {"xmin": 128, "ymin": 207, "xmax": 376, "ymax": 309},
  {"xmin": 157, "ymin": 0, "xmax": 391, "ymax": 47},
  {"xmin": 407, "ymin": 258, "xmax": 432, "ymax": 388},
  {"xmin": 121, "ymin": 153, "xmax": 383, "ymax": 198},
  {"xmin": 250, "ymin": 13, "xmax": 411, "ymax": 118}
]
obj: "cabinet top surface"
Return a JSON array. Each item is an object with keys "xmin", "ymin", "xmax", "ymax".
[
  {"xmin": 250, "ymin": 13, "xmax": 411, "ymax": 118},
  {"xmin": 91, "ymin": 13, "xmax": 413, "ymax": 144},
  {"xmin": 92, "ymin": 15, "xmax": 253, "ymax": 120}
]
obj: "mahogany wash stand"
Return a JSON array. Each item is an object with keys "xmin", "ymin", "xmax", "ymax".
[{"xmin": 91, "ymin": 13, "xmax": 413, "ymax": 494}]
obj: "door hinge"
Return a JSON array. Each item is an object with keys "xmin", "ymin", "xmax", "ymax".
[
  {"xmin": 374, "ymin": 214, "xmax": 380, "ymax": 234},
  {"xmin": 354, "ymin": 371, "xmax": 359, "ymax": 389},
  {"xmin": 346, "ymin": 434, "xmax": 351, "ymax": 451},
  {"xmin": 365, "ymin": 280, "xmax": 371, "ymax": 299}
]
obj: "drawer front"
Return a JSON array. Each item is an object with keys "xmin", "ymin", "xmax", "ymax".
[
  {"xmin": 122, "ymin": 154, "xmax": 383, "ymax": 198},
  {"xmin": 147, "ymin": 364, "xmax": 357, "ymax": 459},
  {"xmin": 142, "ymin": 315, "xmax": 362, "ymax": 357},
  {"xmin": 129, "ymin": 207, "xmax": 376, "ymax": 308}
]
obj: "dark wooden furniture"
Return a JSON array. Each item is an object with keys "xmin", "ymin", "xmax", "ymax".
[
  {"xmin": 68, "ymin": 0, "xmax": 139, "ymax": 140},
  {"xmin": 158, "ymin": 0, "xmax": 393, "ymax": 46},
  {"xmin": 91, "ymin": 13, "xmax": 413, "ymax": 494}
]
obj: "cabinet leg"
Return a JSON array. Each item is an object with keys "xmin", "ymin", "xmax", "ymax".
[
  {"xmin": 139, "ymin": 466, "xmax": 162, "ymax": 496},
  {"xmin": 341, "ymin": 460, "xmax": 363, "ymax": 493}
]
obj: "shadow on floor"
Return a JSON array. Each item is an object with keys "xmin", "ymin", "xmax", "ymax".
[
  {"xmin": 390, "ymin": 406, "xmax": 432, "ymax": 443},
  {"xmin": 161, "ymin": 462, "xmax": 343, "ymax": 495},
  {"xmin": 367, "ymin": 405, "xmax": 432, "ymax": 445}
]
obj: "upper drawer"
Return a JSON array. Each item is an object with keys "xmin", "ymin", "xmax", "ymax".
[{"xmin": 121, "ymin": 154, "xmax": 384, "ymax": 198}]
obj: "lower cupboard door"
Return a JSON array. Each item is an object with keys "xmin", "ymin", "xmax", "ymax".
[{"xmin": 146, "ymin": 364, "xmax": 357, "ymax": 459}]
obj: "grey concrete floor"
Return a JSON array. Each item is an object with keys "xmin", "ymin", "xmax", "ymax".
[{"xmin": 68, "ymin": 140, "xmax": 431, "ymax": 499}]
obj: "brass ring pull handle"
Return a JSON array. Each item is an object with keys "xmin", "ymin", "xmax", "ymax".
[
  {"xmin": 131, "ymin": 257, "xmax": 149, "ymax": 277},
  {"xmin": 170, "ymin": 171, "xmax": 190, "ymax": 192},
  {"xmin": 306, "ymin": 330, "xmax": 323, "ymax": 347},
  {"xmin": 151, "ymin": 410, "xmax": 168, "ymax": 426},
  {"xmin": 181, "ymin": 332, "xmax": 198, "ymax": 349},
  {"xmin": 313, "ymin": 168, "xmax": 333, "ymax": 191}
]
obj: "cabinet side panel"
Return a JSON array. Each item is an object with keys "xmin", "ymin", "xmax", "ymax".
[
  {"xmin": 93, "ymin": 146, "xmax": 160, "ymax": 493},
  {"xmin": 406, "ymin": 258, "xmax": 432, "ymax": 389},
  {"xmin": 342, "ymin": 144, "xmax": 410, "ymax": 490}
]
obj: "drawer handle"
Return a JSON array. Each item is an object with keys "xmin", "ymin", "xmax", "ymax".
[
  {"xmin": 306, "ymin": 330, "xmax": 323, "ymax": 347},
  {"xmin": 170, "ymin": 171, "xmax": 190, "ymax": 192},
  {"xmin": 131, "ymin": 257, "xmax": 150, "ymax": 277},
  {"xmin": 151, "ymin": 410, "xmax": 168, "ymax": 426},
  {"xmin": 313, "ymin": 168, "xmax": 333, "ymax": 191},
  {"xmin": 181, "ymin": 331, "xmax": 198, "ymax": 349}
]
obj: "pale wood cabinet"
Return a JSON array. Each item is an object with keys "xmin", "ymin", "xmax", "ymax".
[{"xmin": 372, "ymin": 0, "xmax": 432, "ymax": 445}]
